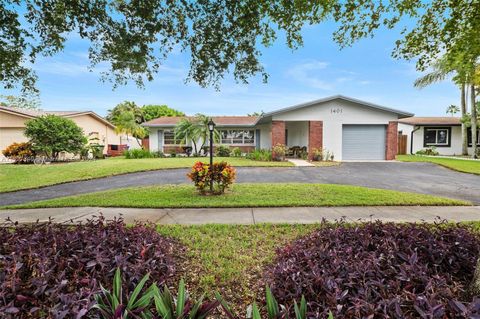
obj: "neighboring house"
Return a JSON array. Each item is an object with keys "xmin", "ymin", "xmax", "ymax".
[
  {"xmin": 0, "ymin": 106, "xmax": 124, "ymax": 158},
  {"xmin": 398, "ymin": 117, "xmax": 480, "ymax": 155},
  {"xmin": 143, "ymin": 95, "xmax": 414, "ymax": 161}
]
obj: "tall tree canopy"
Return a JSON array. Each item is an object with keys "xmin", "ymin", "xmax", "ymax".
[
  {"xmin": 2, "ymin": 1, "xmax": 479, "ymax": 93},
  {"xmin": 142, "ymin": 104, "xmax": 184, "ymax": 122}
]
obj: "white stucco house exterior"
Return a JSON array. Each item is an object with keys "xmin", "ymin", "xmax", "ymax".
[
  {"xmin": 398, "ymin": 117, "xmax": 480, "ymax": 155},
  {"xmin": 143, "ymin": 95, "xmax": 413, "ymax": 161}
]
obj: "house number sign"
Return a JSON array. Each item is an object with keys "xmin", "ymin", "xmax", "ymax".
[{"xmin": 330, "ymin": 108, "xmax": 343, "ymax": 114}]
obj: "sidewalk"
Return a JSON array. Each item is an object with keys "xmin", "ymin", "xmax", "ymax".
[{"xmin": 1, "ymin": 206, "xmax": 480, "ymax": 224}]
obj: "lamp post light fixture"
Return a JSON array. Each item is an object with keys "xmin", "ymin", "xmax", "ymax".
[{"xmin": 207, "ymin": 119, "xmax": 216, "ymax": 193}]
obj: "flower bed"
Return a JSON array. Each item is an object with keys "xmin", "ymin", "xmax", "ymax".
[
  {"xmin": 0, "ymin": 217, "xmax": 181, "ymax": 318},
  {"xmin": 265, "ymin": 221, "xmax": 480, "ymax": 318}
]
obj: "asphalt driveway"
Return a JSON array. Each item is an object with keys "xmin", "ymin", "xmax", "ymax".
[{"xmin": 1, "ymin": 162, "xmax": 479, "ymax": 206}]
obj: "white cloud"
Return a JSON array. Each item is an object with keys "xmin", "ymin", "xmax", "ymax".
[{"xmin": 286, "ymin": 60, "xmax": 332, "ymax": 90}]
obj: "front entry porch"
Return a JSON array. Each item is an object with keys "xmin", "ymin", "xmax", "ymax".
[{"xmin": 271, "ymin": 120, "xmax": 323, "ymax": 160}]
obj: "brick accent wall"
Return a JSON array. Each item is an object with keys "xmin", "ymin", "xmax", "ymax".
[
  {"xmin": 386, "ymin": 121, "xmax": 398, "ymax": 160},
  {"xmin": 107, "ymin": 144, "xmax": 128, "ymax": 157},
  {"xmin": 308, "ymin": 121, "xmax": 323, "ymax": 160},
  {"xmin": 271, "ymin": 121, "xmax": 286, "ymax": 151},
  {"xmin": 163, "ymin": 146, "xmax": 187, "ymax": 154}
]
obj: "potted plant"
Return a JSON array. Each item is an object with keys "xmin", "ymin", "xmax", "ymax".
[
  {"xmin": 312, "ymin": 147, "xmax": 323, "ymax": 161},
  {"xmin": 272, "ymin": 143, "xmax": 287, "ymax": 161}
]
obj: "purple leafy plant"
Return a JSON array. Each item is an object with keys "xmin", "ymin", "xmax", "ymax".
[
  {"xmin": 0, "ymin": 216, "xmax": 181, "ymax": 318},
  {"xmin": 265, "ymin": 221, "xmax": 480, "ymax": 318}
]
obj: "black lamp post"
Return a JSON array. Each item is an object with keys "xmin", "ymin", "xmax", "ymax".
[{"xmin": 207, "ymin": 119, "xmax": 216, "ymax": 193}]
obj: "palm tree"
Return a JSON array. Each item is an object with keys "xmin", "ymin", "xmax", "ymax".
[
  {"xmin": 114, "ymin": 112, "xmax": 146, "ymax": 148},
  {"xmin": 415, "ymin": 56, "xmax": 470, "ymax": 155},
  {"xmin": 174, "ymin": 114, "xmax": 220, "ymax": 155},
  {"xmin": 175, "ymin": 118, "xmax": 200, "ymax": 154},
  {"xmin": 194, "ymin": 114, "xmax": 220, "ymax": 151},
  {"xmin": 446, "ymin": 104, "xmax": 460, "ymax": 116}
]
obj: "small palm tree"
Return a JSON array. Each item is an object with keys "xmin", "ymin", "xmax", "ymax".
[
  {"xmin": 446, "ymin": 104, "xmax": 460, "ymax": 116},
  {"xmin": 174, "ymin": 114, "xmax": 220, "ymax": 155},
  {"xmin": 175, "ymin": 118, "xmax": 200, "ymax": 154},
  {"xmin": 114, "ymin": 112, "xmax": 147, "ymax": 148}
]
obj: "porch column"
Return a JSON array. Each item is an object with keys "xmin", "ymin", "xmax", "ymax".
[
  {"xmin": 308, "ymin": 121, "xmax": 323, "ymax": 160},
  {"xmin": 271, "ymin": 120, "xmax": 286, "ymax": 151},
  {"xmin": 386, "ymin": 121, "xmax": 398, "ymax": 160}
]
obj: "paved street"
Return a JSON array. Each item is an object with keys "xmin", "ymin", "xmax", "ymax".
[{"xmin": 1, "ymin": 162, "xmax": 479, "ymax": 206}]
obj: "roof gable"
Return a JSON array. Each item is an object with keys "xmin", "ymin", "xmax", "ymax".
[
  {"xmin": 260, "ymin": 95, "xmax": 414, "ymax": 119},
  {"xmin": 0, "ymin": 106, "xmax": 115, "ymax": 128}
]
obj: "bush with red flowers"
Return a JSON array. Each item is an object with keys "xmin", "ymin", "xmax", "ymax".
[
  {"xmin": 2, "ymin": 142, "xmax": 35, "ymax": 163},
  {"xmin": 187, "ymin": 161, "xmax": 236, "ymax": 194}
]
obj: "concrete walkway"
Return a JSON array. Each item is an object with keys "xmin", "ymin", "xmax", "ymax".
[
  {"xmin": 287, "ymin": 158, "xmax": 315, "ymax": 166},
  {"xmin": 1, "ymin": 206, "xmax": 480, "ymax": 224}
]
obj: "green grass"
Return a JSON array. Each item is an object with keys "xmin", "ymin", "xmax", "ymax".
[
  {"xmin": 0, "ymin": 157, "xmax": 292, "ymax": 193},
  {"xmin": 3, "ymin": 183, "xmax": 468, "ymax": 209},
  {"xmin": 397, "ymin": 155, "xmax": 480, "ymax": 175},
  {"xmin": 157, "ymin": 223, "xmax": 318, "ymax": 310}
]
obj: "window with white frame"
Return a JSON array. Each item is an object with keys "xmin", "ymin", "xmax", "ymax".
[
  {"xmin": 423, "ymin": 127, "xmax": 451, "ymax": 147},
  {"xmin": 163, "ymin": 130, "xmax": 180, "ymax": 145},
  {"xmin": 220, "ymin": 130, "xmax": 255, "ymax": 145}
]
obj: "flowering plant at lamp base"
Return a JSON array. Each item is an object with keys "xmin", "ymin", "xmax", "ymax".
[{"xmin": 187, "ymin": 161, "xmax": 236, "ymax": 195}]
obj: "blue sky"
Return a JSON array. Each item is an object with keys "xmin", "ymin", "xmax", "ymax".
[{"xmin": 3, "ymin": 21, "xmax": 459, "ymax": 117}]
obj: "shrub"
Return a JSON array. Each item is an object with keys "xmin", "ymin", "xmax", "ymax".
[
  {"xmin": 0, "ymin": 216, "xmax": 180, "ymax": 318},
  {"xmin": 215, "ymin": 145, "xmax": 231, "ymax": 157},
  {"xmin": 311, "ymin": 147, "xmax": 323, "ymax": 161},
  {"xmin": 25, "ymin": 114, "xmax": 87, "ymax": 159},
  {"xmin": 123, "ymin": 149, "xmax": 164, "ymax": 159},
  {"xmin": 187, "ymin": 161, "xmax": 236, "ymax": 194},
  {"xmin": 2, "ymin": 142, "xmax": 35, "ymax": 163},
  {"xmin": 247, "ymin": 149, "xmax": 272, "ymax": 161},
  {"xmin": 231, "ymin": 147, "xmax": 243, "ymax": 157},
  {"xmin": 265, "ymin": 221, "xmax": 480, "ymax": 318},
  {"xmin": 272, "ymin": 143, "xmax": 287, "ymax": 161},
  {"xmin": 95, "ymin": 274, "xmax": 219, "ymax": 318},
  {"xmin": 416, "ymin": 147, "xmax": 439, "ymax": 156}
]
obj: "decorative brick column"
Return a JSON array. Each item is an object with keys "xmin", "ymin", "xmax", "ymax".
[
  {"xmin": 308, "ymin": 121, "xmax": 323, "ymax": 160},
  {"xmin": 386, "ymin": 121, "xmax": 398, "ymax": 160},
  {"xmin": 271, "ymin": 121, "xmax": 286, "ymax": 154}
]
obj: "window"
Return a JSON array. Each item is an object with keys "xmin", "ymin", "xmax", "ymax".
[
  {"xmin": 220, "ymin": 130, "xmax": 255, "ymax": 145},
  {"xmin": 423, "ymin": 127, "xmax": 451, "ymax": 147},
  {"xmin": 467, "ymin": 128, "xmax": 480, "ymax": 147},
  {"xmin": 164, "ymin": 130, "xmax": 180, "ymax": 145}
]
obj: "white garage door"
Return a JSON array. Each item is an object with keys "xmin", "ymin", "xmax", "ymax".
[{"xmin": 342, "ymin": 125, "xmax": 386, "ymax": 160}]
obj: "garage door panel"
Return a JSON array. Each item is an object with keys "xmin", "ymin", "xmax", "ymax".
[{"xmin": 342, "ymin": 125, "xmax": 386, "ymax": 160}]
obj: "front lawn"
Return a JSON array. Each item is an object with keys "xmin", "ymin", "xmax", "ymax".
[
  {"xmin": 397, "ymin": 154, "xmax": 480, "ymax": 175},
  {"xmin": 4, "ymin": 183, "xmax": 468, "ymax": 209},
  {"xmin": 0, "ymin": 157, "xmax": 292, "ymax": 193},
  {"xmin": 157, "ymin": 224, "xmax": 318, "ymax": 312}
]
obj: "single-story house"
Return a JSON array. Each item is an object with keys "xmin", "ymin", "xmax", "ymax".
[
  {"xmin": 0, "ymin": 106, "xmax": 125, "ymax": 158},
  {"xmin": 143, "ymin": 95, "xmax": 414, "ymax": 161},
  {"xmin": 398, "ymin": 117, "xmax": 480, "ymax": 155}
]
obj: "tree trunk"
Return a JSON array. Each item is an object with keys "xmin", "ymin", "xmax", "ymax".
[
  {"xmin": 471, "ymin": 84, "xmax": 478, "ymax": 159},
  {"xmin": 461, "ymin": 83, "xmax": 468, "ymax": 155}
]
